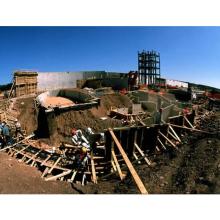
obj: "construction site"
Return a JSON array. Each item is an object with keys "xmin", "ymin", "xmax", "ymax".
[{"xmin": 0, "ymin": 50, "xmax": 220, "ymax": 194}]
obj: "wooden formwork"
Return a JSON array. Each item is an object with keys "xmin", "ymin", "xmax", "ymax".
[
  {"xmin": 1, "ymin": 109, "xmax": 214, "ymax": 194},
  {"xmin": 14, "ymin": 71, "xmax": 38, "ymax": 97}
]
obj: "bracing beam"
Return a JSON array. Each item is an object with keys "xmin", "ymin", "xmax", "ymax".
[{"xmin": 109, "ymin": 128, "xmax": 148, "ymax": 194}]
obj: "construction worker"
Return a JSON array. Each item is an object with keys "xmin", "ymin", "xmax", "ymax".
[
  {"xmin": 14, "ymin": 119, "xmax": 24, "ymax": 139},
  {"xmin": 1, "ymin": 121, "xmax": 11, "ymax": 146},
  {"xmin": 0, "ymin": 122, "xmax": 3, "ymax": 148},
  {"xmin": 74, "ymin": 146, "xmax": 89, "ymax": 168},
  {"xmin": 71, "ymin": 128, "xmax": 90, "ymax": 149}
]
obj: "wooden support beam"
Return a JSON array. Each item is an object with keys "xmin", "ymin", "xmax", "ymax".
[
  {"xmin": 169, "ymin": 123, "xmax": 213, "ymax": 134},
  {"xmin": 41, "ymin": 167, "xmax": 49, "ymax": 178},
  {"xmin": 30, "ymin": 160, "xmax": 35, "ymax": 167},
  {"xmin": 0, "ymin": 133, "xmax": 35, "ymax": 152},
  {"xmin": 168, "ymin": 125, "xmax": 181, "ymax": 142},
  {"xmin": 26, "ymin": 150, "xmax": 42, "ymax": 164},
  {"xmin": 45, "ymin": 170, "xmax": 72, "ymax": 181},
  {"xmin": 183, "ymin": 116, "xmax": 194, "ymax": 129},
  {"xmin": 48, "ymin": 157, "xmax": 62, "ymax": 174},
  {"xmin": 156, "ymin": 146, "xmax": 161, "ymax": 152},
  {"xmin": 70, "ymin": 170, "xmax": 77, "ymax": 182},
  {"xmin": 158, "ymin": 131, "xmax": 178, "ymax": 150},
  {"xmin": 21, "ymin": 155, "xmax": 26, "ymax": 162},
  {"xmin": 157, "ymin": 137, "xmax": 166, "ymax": 150},
  {"xmin": 111, "ymin": 160, "xmax": 117, "ymax": 172},
  {"xmin": 14, "ymin": 145, "xmax": 29, "ymax": 156},
  {"xmin": 109, "ymin": 128, "xmax": 148, "ymax": 194},
  {"xmin": 133, "ymin": 152, "xmax": 139, "ymax": 160},
  {"xmin": 111, "ymin": 150, "xmax": 124, "ymax": 180},
  {"xmin": 134, "ymin": 143, "xmax": 151, "ymax": 166},
  {"xmin": 168, "ymin": 131, "xmax": 179, "ymax": 141},
  {"xmin": 90, "ymin": 151, "xmax": 97, "ymax": 184}
]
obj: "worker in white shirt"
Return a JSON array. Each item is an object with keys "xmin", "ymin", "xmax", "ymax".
[{"xmin": 14, "ymin": 119, "xmax": 24, "ymax": 139}]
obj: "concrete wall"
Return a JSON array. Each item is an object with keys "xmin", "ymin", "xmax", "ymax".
[
  {"xmin": 37, "ymin": 72, "xmax": 84, "ymax": 91},
  {"xmin": 37, "ymin": 71, "xmax": 126, "ymax": 91},
  {"xmin": 161, "ymin": 104, "xmax": 175, "ymax": 122}
]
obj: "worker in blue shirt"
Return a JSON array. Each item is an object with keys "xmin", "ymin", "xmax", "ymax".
[{"xmin": 2, "ymin": 121, "xmax": 11, "ymax": 146}]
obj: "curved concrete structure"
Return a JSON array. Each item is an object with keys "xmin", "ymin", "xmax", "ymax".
[{"xmin": 36, "ymin": 88, "xmax": 100, "ymax": 111}]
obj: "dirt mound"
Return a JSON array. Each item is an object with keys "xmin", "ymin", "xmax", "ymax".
[
  {"xmin": 54, "ymin": 93, "xmax": 132, "ymax": 144},
  {"xmin": 13, "ymin": 97, "xmax": 37, "ymax": 135},
  {"xmin": 91, "ymin": 93, "xmax": 132, "ymax": 117},
  {"xmin": 0, "ymin": 152, "xmax": 77, "ymax": 194}
]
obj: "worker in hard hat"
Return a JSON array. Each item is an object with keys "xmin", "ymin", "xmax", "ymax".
[
  {"xmin": 71, "ymin": 128, "xmax": 90, "ymax": 149},
  {"xmin": 75, "ymin": 146, "xmax": 89, "ymax": 168},
  {"xmin": 14, "ymin": 119, "xmax": 24, "ymax": 140}
]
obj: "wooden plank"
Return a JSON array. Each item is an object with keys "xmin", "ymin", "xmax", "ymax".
[
  {"xmin": 48, "ymin": 157, "xmax": 62, "ymax": 174},
  {"xmin": 45, "ymin": 170, "xmax": 72, "ymax": 181},
  {"xmin": 90, "ymin": 151, "xmax": 97, "ymax": 184},
  {"xmin": 111, "ymin": 150, "xmax": 124, "ymax": 180},
  {"xmin": 26, "ymin": 150, "xmax": 42, "ymax": 164},
  {"xmin": 109, "ymin": 128, "xmax": 148, "ymax": 194},
  {"xmin": 158, "ymin": 131, "xmax": 178, "ymax": 150},
  {"xmin": 134, "ymin": 143, "xmax": 151, "ymax": 166}
]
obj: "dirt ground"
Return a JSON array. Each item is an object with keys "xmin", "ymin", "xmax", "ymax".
[
  {"xmin": 77, "ymin": 112, "xmax": 220, "ymax": 194},
  {"xmin": 0, "ymin": 152, "xmax": 77, "ymax": 194}
]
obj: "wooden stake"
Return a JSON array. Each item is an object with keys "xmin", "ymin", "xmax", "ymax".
[
  {"xmin": 90, "ymin": 151, "xmax": 97, "ymax": 184},
  {"xmin": 109, "ymin": 128, "xmax": 148, "ymax": 194}
]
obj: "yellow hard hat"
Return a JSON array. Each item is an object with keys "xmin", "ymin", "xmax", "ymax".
[{"xmin": 81, "ymin": 146, "xmax": 87, "ymax": 153}]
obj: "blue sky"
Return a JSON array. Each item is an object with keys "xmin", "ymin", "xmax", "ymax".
[{"xmin": 0, "ymin": 26, "xmax": 220, "ymax": 88}]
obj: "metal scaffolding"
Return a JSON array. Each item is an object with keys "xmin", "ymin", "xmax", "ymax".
[{"xmin": 138, "ymin": 50, "xmax": 161, "ymax": 86}]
